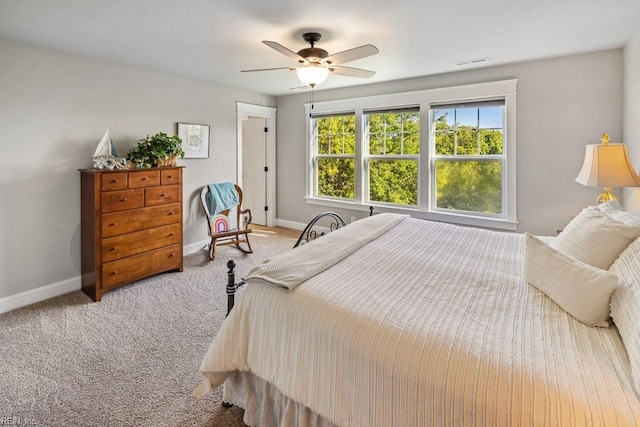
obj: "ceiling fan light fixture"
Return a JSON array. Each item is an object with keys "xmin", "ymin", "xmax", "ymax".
[
  {"xmin": 296, "ymin": 66, "xmax": 329, "ymax": 88},
  {"xmin": 244, "ymin": 33, "xmax": 378, "ymax": 87}
]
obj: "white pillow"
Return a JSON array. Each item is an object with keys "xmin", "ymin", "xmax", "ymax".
[
  {"xmin": 550, "ymin": 205, "xmax": 640, "ymax": 269},
  {"xmin": 597, "ymin": 200, "xmax": 640, "ymax": 226},
  {"xmin": 609, "ymin": 237, "xmax": 640, "ymax": 395},
  {"xmin": 523, "ymin": 233, "xmax": 618, "ymax": 327}
]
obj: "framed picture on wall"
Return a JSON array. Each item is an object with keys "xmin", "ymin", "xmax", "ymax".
[{"xmin": 177, "ymin": 123, "xmax": 210, "ymax": 159}]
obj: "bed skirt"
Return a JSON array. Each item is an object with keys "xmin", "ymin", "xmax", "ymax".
[{"xmin": 224, "ymin": 372, "xmax": 336, "ymax": 427}]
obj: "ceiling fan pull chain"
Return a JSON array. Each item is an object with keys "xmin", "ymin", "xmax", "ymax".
[{"xmin": 309, "ymin": 87, "xmax": 314, "ymax": 118}]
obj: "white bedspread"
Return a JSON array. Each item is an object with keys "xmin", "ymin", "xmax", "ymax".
[
  {"xmin": 242, "ymin": 213, "xmax": 408, "ymax": 290},
  {"xmin": 197, "ymin": 217, "xmax": 640, "ymax": 426}
]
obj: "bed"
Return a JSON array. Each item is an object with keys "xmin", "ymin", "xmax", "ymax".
[{"xmin": 194, "ymin": 203, "xmax": 640, "ymax": 426}]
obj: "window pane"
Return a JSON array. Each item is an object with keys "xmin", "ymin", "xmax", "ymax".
[
  {"xmin": 386, "ymin": 133, "xmax": 401, "ymax": 154},
  {"xmin": 479, "ymin": 106, "xmax": 503, "ymax": 129},
  {"xmin": 385, "ymin": 113, "xmax": 402, "ymax": 134},
  {"xmin": 479, "ymin": 129, "xmax": 503, "ymax": 155},
  {"xmin": 343, "ymin": 115, "xmax": 356, "ymax": 134},
  {"xmin": 329, "ymin": 135, "xmax": 342, "ymax": 154},
  {"xmin": 369, "ymin": 159, "xmax": 418, "ymax": 205},
  {"xmin": 456, "ymin": 127, "xmax": 479, "ymax": 155},
  {"xmin": 456, "ymin": 108, "xmax": 478, "ymax": 127},
  {"xmin": 328, "ymin": 116, "xmax": 343, "ymax": 131},
  {"xmin": 435, "ymin": 160, "xmax": 502, "ymax": 214},
  {"xmin": 435, "ymin": 131, "xmax": 454, "ymax": 155},
  {"xmin": 403, "ymin": 112, "xmax": 420, "ymax": 132},
  {"xmin": 369, "ymin": 133, "xmax": 383, "ymax": 155},
  {"xmin": 317, "ymin": 158, "xmax": 354, "ymax": 199},
  {"xmin": 404, "ymin": 131, "xmax": 420, "ymax": 155},
  {"xmin": 344, "ymin": 134, "xmax": 356, "ymax": 155},
  {"xmin": 317, "ymin": 117, "xmax": 331, "ymax": 135},
  {"xmin": 434, "ymin": 109, "xmax": 454, "ymax": 127},
  {"xmin": 368, "ymin": 114, "xmax": 384, "ymax": 133},
  {"xmin": 317, "ymin": 135, "xmax": 330, "ymax": 154}
]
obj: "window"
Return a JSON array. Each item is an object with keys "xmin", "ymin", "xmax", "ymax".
[
  {"xmin": 366, "ymin": 108, "xmax": 420, "ymax": 206},
  {"xmin": 313, "ymin": 113, "xmax": 356, "ymax": 199},
  {"xmin": 305, "ymin": 80, "xmax": 518, "ymax": 230},
  {"xmin": 432, "ymin": 101, "xmax": 504, "ymax": 215}
]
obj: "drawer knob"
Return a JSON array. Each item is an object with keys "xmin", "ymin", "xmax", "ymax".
[
  {"xmin": 110, "ymin": 247, "xmax": 118, "ymax": 251},
  {"xmin": 168, "ymin": 212, "xmax": 174, "ymax": 216},
  {"xmin": 169, "ymin": 254, "xmax": 174, "ymax": 258},
  {"xmin": 142, "ymin": 177, "xmax": 148, "ymax": 181},
  {"xmin": 110, "ymin": 222, "xmax": 118, "ymax": 226},
  {"xmin": 160, "ymin": 193, "xmax": 166, "ymax": 197},
  {"xmin": 121, "ymin": 198, "xmax": 128, "ymax": 202},
  {"xmin": 169, "ymin": 233, "xmax": 174, "ymax": 236},
  {"xmin": 110, "ymin": 271, "xmax": 118, "ymax": 275},
  {"xmin": 111, "ymin": 179, "xmax": 118, "ymax": 183}
]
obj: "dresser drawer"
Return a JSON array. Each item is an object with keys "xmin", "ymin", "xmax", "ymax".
[
  {"xmin": 101, "ymin": 189, "xmax": 144, "ymax": 213},
  {"xmin": 101, "ymin": 172, "xmax": 128, "ymax": 191},
  {"xmin": 128, "ymin": 170, "xmax": 160, "ymax": 188},
  {"xmin": 101, "ymin": 223, "xmax": 182, "ymax": 262},
  {"xmin": 161, "ymin": 169, "xmax": 181, "ymax": 185},
  {"xmin": 101, "ymin": 244, "xmax": 182, "ymax": 291},
  {"xmin": 101, "ymin": 203, "xmax": 181, "ymax": 237},
  {"xmin": 145, "ymin": 185, "xmax": 180, "ymax": 206}
]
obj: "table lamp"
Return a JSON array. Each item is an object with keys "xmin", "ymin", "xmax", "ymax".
[{"xmin": 575, "ymin": 133, "xmax": 640, "ymax": 203}]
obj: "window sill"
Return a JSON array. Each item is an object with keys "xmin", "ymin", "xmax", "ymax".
[{"xmin": 305, "ymin": 197, "xmax": 518, "ymax": 231}]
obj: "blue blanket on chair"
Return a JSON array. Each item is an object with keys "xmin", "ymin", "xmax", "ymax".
[{"xmin": 207, "ymin": 183, "xmax": 239, "ymax": 218}]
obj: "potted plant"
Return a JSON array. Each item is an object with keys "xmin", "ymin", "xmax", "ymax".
[{"xmin": 127, "ymin": 132, "xmax": 185, "ymax": 168}]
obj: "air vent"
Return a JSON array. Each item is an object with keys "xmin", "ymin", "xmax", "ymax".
[{"xmin": 455, "ymin": 57, "xmax": 489, "ymax": 67}]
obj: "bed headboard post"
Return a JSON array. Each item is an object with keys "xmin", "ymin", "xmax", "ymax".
[{"xmin": 226, "ymin": 260, "xmax": 237, "ymax": 316}]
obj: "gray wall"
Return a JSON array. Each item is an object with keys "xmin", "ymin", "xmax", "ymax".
[
  {"xmin": 623, "ymin": 32, "xmax": 640, "ymax": 209},
  {"xmin": 0, "ymin": 39, "xmax": 632, "ymax": 301},
  {"xmin": 275, "ymin": 49, "xmax": 624, "ymax": 236},
  {"xmin": 0, "ymin": 39, "xmax": 275, "ymax": 299}
]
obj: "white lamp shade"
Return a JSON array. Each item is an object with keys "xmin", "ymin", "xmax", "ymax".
[
  {"xmin": 575, "ymin": 143, "xmax": 640, "ymax": 187},
  {"xmin": 296, "ymin": 66, "xmax": 329, "ymax": 87}
]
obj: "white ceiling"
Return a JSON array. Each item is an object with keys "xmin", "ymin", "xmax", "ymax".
[{"xmin": 1, "ymin": 0, "xmax": 639, "ymax": 96}]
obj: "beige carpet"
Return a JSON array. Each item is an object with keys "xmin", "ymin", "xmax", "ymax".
[{"xmin": 0, "ymin": 226, "xmax": 300, "ymax": 427}]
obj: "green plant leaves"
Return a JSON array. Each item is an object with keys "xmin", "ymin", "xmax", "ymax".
[{"xmin": 127, "ymin": 132, "xmax": 185, "ymax": 168}]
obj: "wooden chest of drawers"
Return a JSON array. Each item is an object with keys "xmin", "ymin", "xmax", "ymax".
[{"xmin": 79, "ymin": 167, "xmax": 184, "ymax": 301}]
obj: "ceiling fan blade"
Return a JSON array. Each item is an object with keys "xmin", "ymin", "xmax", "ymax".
[
  {"xmin": 262, "ymin": 41, "xmax": 306, "ymax": 63},
  {"xmin": 329, "ymin": 66, "xmax": 376, "ymax": 79},
  {"xmin": 323, "ymin": 44, "xmax": 379, "ymax": 65},
  {"xmin": 241, "ymin": 66, "xmax": 296, "ymax": 73}
]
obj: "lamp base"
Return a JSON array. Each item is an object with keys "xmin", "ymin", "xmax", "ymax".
[{"xmin": 597, "ymin": 187, "xmax": 617, "ymax": 204}]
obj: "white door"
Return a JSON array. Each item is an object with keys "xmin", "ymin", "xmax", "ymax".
[{"xmin": 242, "ymin": 117, "xmax": 268, "ymax": 226}]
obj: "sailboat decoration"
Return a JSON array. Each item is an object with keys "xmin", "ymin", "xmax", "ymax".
[{"xmin": 93, "ymin": 130, "xmax": 127, "ymax": 169}]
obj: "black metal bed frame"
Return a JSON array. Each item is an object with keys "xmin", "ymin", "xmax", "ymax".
[{"xmin": 292, "ymin": 211, "xmax": 347, "ymax": 248}]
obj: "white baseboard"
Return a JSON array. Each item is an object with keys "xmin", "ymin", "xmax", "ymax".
[
  {"xmin": 275, "ymin": 218, "xmax": 307, "ymax": 231},
  {"xmin": 0, "ymin": 276, "xmax": 81, "ymax": 314}
]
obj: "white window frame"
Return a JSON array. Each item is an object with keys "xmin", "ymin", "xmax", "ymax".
[
  {"xmin": 304, "ymin": 79, "xmax": 518, "ymax": 230},
  {"xmin": 430, "ymin": 100, "xmax": 506, "ymax": 218},
  {"xmin": 364, "ymin": 108, "xmax": 421, "ymax": 207},
  {"xmin": 311, "ymin": 112, "xmax": 357, "ymax": 201}
]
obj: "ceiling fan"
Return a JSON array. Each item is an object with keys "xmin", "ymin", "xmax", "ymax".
[{"xmin": 242, "ymin": 32, "xmax": 379, "ymax": 88}]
